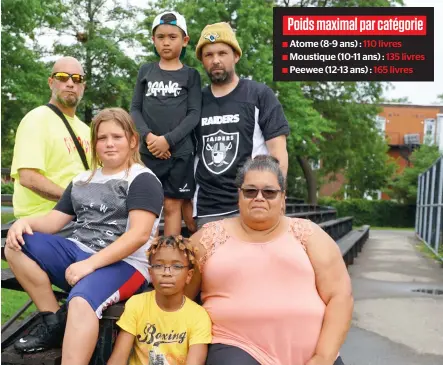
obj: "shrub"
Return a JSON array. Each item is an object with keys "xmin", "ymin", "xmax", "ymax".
[
  {"xmin": 318, "ymin": 197, "xmax": 415, "ymax": 227},
  {"xmin": 1, "ymin": 182, "xmax": 14, "ymax": 195}
]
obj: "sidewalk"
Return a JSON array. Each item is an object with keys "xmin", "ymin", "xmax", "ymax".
[{"xmin": 340, "ymin": 230, "xmax": 443, "ymax": 365}]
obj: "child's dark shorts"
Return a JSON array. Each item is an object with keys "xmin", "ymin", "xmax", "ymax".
[{"xmin": 141, "ymin": 152, "xmax": 195, "ymax": 200}]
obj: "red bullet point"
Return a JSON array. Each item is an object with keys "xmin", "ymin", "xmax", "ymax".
[
  {"xmin": 282, "ymin": 41, "xmax": 288, "ymax": 48},
  {"xmin": 282, "ymin": 54, "xmax": 288, "ymax": 61},
  {"xmin": 282, "ymin": 68, "xmax": 288, "ymax": 74}
]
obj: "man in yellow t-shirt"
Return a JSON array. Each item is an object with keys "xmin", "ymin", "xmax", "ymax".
[
  {"xmin": 11, "ymin": 56, "xmax": 91, "ymax": 218},
  {"xmin": 108, "ymin": 236, "xmax": 212, "ymax": 365}
]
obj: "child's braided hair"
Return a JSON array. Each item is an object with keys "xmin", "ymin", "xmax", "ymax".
[{"xmin": 146, "ymin": 235, "xmax": 198, "ymax": 269}]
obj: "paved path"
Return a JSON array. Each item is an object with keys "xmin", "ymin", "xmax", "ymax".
[{"xmin": 340, "ymin": 230, "xmax": 443, "ymax": 365}]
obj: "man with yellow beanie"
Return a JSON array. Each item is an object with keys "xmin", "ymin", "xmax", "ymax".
[{"xmin": 192, "ymin": 22, "xmax": 290, "ymax": 229}]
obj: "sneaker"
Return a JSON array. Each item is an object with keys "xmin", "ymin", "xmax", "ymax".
[{"xmin": 14, "ymin": 307, "xmax": 67, "ymax": 353}]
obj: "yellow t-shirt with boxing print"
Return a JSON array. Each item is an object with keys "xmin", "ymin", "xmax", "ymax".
[
  {"xmin": 11, "ymin": 105, "xmax": 91, "ymax": 218},
  {"xmin": 117, "ymin": 291, "xmax": 212, "ymax": 365}
]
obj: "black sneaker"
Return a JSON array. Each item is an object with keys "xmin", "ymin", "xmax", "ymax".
[{"xmin": 14, "ymin": 308, "xmax": 67, "ymax": 353}]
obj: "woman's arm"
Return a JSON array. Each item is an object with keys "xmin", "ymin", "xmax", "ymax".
[
  {"xmin": 305, "ymin": 223, "xmax": 354, "ymax": 364},
  {"xmin": 107, "ymin": 330, "xmax": 134, "ymax": 365},
  {"xmin": 186, "ymin": 344, "xmax": 208, "ymax": 365},
  {"xmin": 185, "ymin": 229, "xmax": 206, "ymax": 300}
]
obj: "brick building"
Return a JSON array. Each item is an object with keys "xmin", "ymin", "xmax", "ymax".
[{"xmin": 320, "ymin": 103, "xmax": 443, "ymax": 199}]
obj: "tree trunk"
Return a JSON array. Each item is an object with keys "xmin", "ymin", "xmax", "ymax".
[{"xmin": 297, "ymin": 156, "xmax": 317, "ymax": 204}]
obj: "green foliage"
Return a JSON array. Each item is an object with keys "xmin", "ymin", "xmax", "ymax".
[
  {"xmin": 1, "ymin": 182, "xmax": 14, "ymax": 194},
  {"xmin": 53, "ymin": 0, "xmax": 141, "ymax": 123},
  {"xmin": 282, "ymin": 0, "xmax": 404, "ymax": 199},
  {"xmin": 318, "ymin": 197, "xmax": 415, "ymax": 227},
  {"xmin": 387, "ymin": 145, "xmax": 442, "ymax": 204},
  {"xmin": 305, "ymin": 81, "xmax": 396, "ymax": 198},
  {"xmin": 1, "ymin": 0, "xmax": 63, "ymax": 167},
  {"xmin": 345, "ymin": 130, "xmax": 397, "ymax": 198}
]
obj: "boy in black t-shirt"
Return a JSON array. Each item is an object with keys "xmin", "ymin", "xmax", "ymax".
[{"xmin": 131, "ymin": 11, "xmax": 201, "ymax": 235}]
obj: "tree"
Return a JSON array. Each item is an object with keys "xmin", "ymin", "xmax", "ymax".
[
  {"xmin": 1, "ymin": 0, "xmax": 62, "ymax": 167},
  {"xmin": 345, "ymin": 130, "xmax": 397, "ymax": 198},
  {"xmin": 387, "ymin": 144, "xmax": 442, "ymax": 204},
  {"xmin": 52, "ymin": 0, "xmax": 141, "ymax": 123}
]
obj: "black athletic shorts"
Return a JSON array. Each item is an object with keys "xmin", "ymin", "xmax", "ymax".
[{"xmin": 141, "ymin": 153, "xmax": 195, "ymax": 199}]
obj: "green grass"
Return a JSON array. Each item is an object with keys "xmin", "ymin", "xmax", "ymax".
[
  {"xmin": 416, "ymin": 241, "xmax": 443, "ymax": 263},
  {"xmin": 1, "ymin": 212, "xmax": 15, "ymax": 224},
  {"xmin": 1, "ymin": 261, "xmax": 37, "ymax": 324}
]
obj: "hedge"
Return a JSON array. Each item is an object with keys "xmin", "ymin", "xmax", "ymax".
[
  {"xmin": 1, "ymin": 182, "xmax": 14, "ymax": 195},
  {"xmin": 318, "ymin": 197, "xmax": 416, "ymax": 228}
]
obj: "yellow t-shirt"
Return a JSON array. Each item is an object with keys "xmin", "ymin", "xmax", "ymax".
[
  {"xmin": 117, "ymin": 291, "xmax": 212, "ymax": 365},
  {"xmin": 11, "ymin": 105, "xmax": 91, "ymax": 218}
]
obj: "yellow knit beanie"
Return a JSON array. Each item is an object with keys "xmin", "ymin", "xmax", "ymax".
[{"xmin": 195, "ymin": 22, "xmax": 242, "ymax": 61}]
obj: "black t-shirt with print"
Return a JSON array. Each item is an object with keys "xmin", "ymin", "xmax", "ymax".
[
  {"xmin": 131, "ymin": 63, "xmax": 202, "ymax": 157},
  {"xmin": 194, "ymin": 79, "xmax": 290, "ymax": 218}
]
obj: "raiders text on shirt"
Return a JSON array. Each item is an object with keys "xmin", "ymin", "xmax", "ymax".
[{"xmin": 201, "ymin": 114, "xmax": 240, "ymax": 126}]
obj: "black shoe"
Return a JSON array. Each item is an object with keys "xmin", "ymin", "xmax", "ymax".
[{"xmin": 14, "ymin": 307, "xmax": 67, "ymax": 353}]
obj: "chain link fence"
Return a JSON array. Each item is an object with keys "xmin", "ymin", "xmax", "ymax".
[{"xmin": 416, "ymin": 156, "xmax": 443, "ymax": 262}]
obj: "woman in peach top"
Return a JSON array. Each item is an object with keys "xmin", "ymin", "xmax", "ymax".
[{"xmin": 186, "ymin": 155, "xmax": 353, "ymax": 365}]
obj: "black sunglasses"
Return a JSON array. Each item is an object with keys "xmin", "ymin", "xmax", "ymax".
[
  {"xmin": 240, "ymin": 188, "xmax": 282, "ymax": 200},
  {"xmin": 51, "ymin": 72, "xmax": 85, "ymax": 84}
]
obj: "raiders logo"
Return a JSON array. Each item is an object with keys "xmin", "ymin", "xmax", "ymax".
[
  {"xmin": 204, "ymin": 33, "xmax": 219, "ymax": 43},
  {"xmin": 202, "ymin": 130, "xmax": 239, "ymax": 175}
]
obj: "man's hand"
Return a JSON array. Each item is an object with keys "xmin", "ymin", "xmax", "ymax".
[
  {"xmin": 5, "ymin": 219, "xmax": 33, "ymax": 251},
  {"xmin": 65, "ymin": 260, "xmax": 95, "ymax": 286},
  {"xmin": 306, "ymin": 354, "xmax": 336, "ymax": 365}
]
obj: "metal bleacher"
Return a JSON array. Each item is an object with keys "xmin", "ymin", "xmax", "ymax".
[{"xmin": 1, "ymin": 199, "xmax": 369, "ymax": 365}]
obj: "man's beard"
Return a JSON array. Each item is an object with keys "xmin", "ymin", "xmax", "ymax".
[
  {"xmin": 55, "ymin": 91, "xmax": 81, "ymax": 108},
  {"xmin": 206, "ymin": 68, "xmax": 234, "ymax": 85}
]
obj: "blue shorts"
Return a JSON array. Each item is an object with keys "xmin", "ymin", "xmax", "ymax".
[{"xmin": 21, "ymin": 232, "xmax": 146, "ymax": 318}]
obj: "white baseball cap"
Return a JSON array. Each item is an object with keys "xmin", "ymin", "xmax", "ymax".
[{"xmin": 152, "ymin": 11, "xmax": 188, "ymax": 36}]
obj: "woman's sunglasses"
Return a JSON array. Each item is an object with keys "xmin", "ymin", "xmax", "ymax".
[
  {"xmin": 240, "ymin": 188, "xmax": 282, "ymax": 200},
  {"xmin": 51, "ymin": 72, "xmax": 85, "ymax": 84}
]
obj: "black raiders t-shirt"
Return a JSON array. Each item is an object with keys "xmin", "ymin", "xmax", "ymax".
[
  {"xmin": 130, "ymin": 63, "xmax": 202, "ymax": 157},
  {"xmin": 194, "ymin": 79, "xmax": 290, "ymax": 217}
]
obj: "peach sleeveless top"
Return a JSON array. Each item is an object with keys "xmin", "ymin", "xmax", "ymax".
[{"xmin": 199, "ymin": 218, "xmax": 326, "ymax": 365}]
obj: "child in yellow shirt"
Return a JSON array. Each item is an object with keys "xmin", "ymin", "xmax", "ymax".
[{"xmin": 108, "ymin": 236, "xmax": 212, "ymax": 365}]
